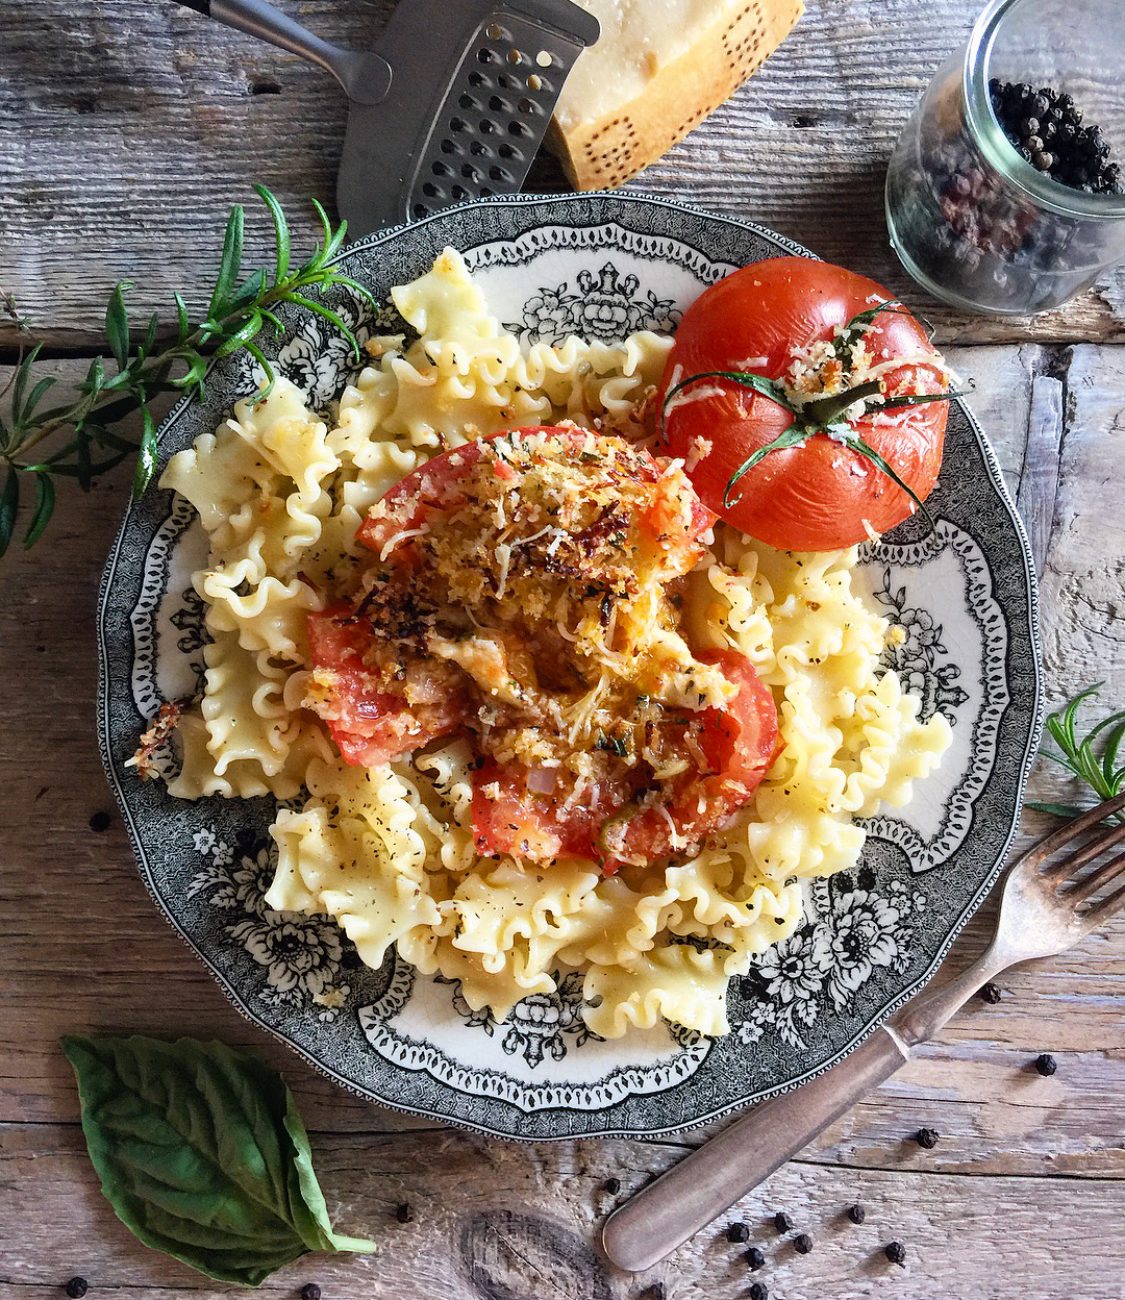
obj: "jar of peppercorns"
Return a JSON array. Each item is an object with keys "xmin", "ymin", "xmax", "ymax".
[{"xmin": 885, "ymin": 0, "xmax": 1125, "ymax": 314}]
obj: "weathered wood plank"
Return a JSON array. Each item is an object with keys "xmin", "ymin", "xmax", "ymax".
[
  {"xmin": 2, "ymin": 0, "xmax": 1124, "ymax": 348},
  {"xmin": 3, "ymin": 1122, "xmax": 1125, "ymax": 1300}
]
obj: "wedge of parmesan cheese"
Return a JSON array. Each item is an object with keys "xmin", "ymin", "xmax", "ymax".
[{"xmin": 548, "ymin": 0, "xmax": 804, "ymax": 189}]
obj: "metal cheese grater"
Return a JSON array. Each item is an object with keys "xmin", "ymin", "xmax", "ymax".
[{"xmin": 174, "ymin": 0, "xmax": 600, "ymax": 235}]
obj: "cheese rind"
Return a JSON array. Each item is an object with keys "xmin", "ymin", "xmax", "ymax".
[{"xmin": 549, "ymin": 0, "xmax": 805, "ymax": 189}]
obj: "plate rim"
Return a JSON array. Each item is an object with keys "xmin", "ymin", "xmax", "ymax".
[{"xmin": 95, "ymin": 189, "xmax": 1044, "ymax": 1140}]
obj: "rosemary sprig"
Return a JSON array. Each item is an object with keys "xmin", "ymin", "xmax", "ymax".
[
  {"xmin": 0, "ymin": 184, "xmax": 374, "ymax": 557},
  {"xmin": 1027, "ymin": 684, "xmax": 1125, "ymax": 823}
]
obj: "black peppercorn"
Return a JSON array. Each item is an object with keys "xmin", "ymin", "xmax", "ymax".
[
  {"xmin": 794, "ymin": 1232, "xmax": 813, "ymax": 1254},
  {"xmin": 773, "ymin": 1211, "xmax": 792, "ymax": 1234},
  {"xmin": 745, "ymin": 1246, "xmax": 766, "ymax": 1269},
  {"xmin": 847, "ymin": 1203, "xmax": 866, "ymax": 1225},
  {"xmin": 604, "ymin": 1177, "xmax": 622, "ymax": 1195},
  {"xmin": 395, "ymin": 1202, "xmax": 414, "ymax": 1223},
  {"xmin": 915, "ymin": 1127, "xmax": 940, "ymax": 1149},
  {"xmin": 65, "ymin": 1281, "xmax": 88, "ymax": 1300},
  {"xmin": 300, "ymin": 1285, "xmax": 322, "ymax": 1300},
  {"xmin": 885, "ymin": 1241, "xmax": 907, "ymax": 1266},
  {"xmin": 726, "ymin": 1221, "xmax": 750, "ymax": 1243},
  {"xmin": 979, "ymin": 982, "xmax": 1002, "ymax": 1004},
  {"xmin": 88, "ymin": 811, "xmax": 111, "ymax": 832},
  {"xmin": 1035, "ymin": 1052, "xmax": 1057, "ymax": 1076},
  {"xmin": 749, "ymin": 1284, "xmax": 769, "ymax": 1300}
]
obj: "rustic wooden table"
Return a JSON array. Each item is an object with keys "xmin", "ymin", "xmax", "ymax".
[{"xmin": 2, "ymin": 2, "xmax": 1123, "ymax": 1298}]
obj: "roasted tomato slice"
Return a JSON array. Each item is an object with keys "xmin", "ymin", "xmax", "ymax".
[
  {"xmin": 659, "ymin": 256, "xmax": 948, "ymax": 551},
  {"xmin": 470, "ymin": 759, "xmax": 632, "ymax": 863},
  {"xmin": 470, "ymin": 652, "xmax": 778, "ymax": 871},
  {"xmin": 610, "ymin": 651, "xmax": 779, "ymax": 868},
  {"xmin": 355, "ymin": 425, "xmax": 711, "ymax": 562},
  {"xmin": 306, "ymin": 606, "xmax": 463, "ymax": 766}
]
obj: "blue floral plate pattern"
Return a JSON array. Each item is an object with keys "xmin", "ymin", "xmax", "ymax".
[{"xmin": 97, "ymin": 194, "xmax": 1042, "ymax": 1139}]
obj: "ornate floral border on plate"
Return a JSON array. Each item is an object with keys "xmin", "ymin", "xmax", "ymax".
[{"xmin": 96, "ymin": 193, "xmax": 1042, "ymax": 1140}]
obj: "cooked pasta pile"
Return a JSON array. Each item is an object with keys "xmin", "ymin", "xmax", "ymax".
[{"xmin": 160, "ymin": 249, "xmax": 951, "ymax": 1038}]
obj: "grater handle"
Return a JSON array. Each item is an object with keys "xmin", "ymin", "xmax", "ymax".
[{"xmin": 171, "ymin": 0, "xmax": 392, "ymax": 105}]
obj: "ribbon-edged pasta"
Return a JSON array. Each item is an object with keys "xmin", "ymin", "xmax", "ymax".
[{"xmin": 159, "ymin": 249, "xmax": 951, "ymax": 1037}]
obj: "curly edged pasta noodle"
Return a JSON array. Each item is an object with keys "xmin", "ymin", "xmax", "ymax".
[{"xmin": 160, "ymin": 248, "xmax": 951, "ymax": 1039}]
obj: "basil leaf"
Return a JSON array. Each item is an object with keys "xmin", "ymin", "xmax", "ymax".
[{"xmin": 61, "ymin": 1034, "xmax": 376, "ymax": 1287}]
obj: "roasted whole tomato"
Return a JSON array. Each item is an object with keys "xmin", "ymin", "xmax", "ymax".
[{"xmin": 659, "ymin": 256, "xmax": 951, "ymax": 551}]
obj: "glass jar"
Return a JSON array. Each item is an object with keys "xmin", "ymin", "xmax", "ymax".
[{"xmin": 885, "ymin": 0, "xmax": 1125, "ymax": 315}]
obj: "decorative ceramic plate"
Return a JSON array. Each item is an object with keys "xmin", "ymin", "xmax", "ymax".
[{"xmin": 97, "ymin": 193, "xmax": 1042, "ymax": 1140}]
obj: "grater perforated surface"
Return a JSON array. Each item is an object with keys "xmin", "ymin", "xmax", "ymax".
[{"xmin": 408, "ymin": 15, "xmax": 589, "ymax": 219}]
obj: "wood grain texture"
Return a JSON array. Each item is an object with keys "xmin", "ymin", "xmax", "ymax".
[
  {"xmin": 0, "ymin": 340, "xmax": 1122, "ymax": 1299},
  {"xmin": 4, "ymin": 1123, "xmax": 1125, "ymax": 1300},
  {"xmin": 2, "ymin": 0, "xmax": 1125, "ymax": 349}
]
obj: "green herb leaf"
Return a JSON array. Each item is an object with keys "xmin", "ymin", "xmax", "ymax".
[
  {"xmin": 1035, "ymin": 685, "xmax": 1125, "ymax": 823},
  {"xmin": 61, "ymin": 1034, "xmax": 376, "ymax": 1287},
  {"xmin": 174, "ymin": 291, "xmax": 192, "ymax": 344},
  {"xmin": 105, "ymin": 282, "xmax": 132, "ymax": 371},
  {"xmin": 255, "ymin": 182, "xmax": 291, "ymax": 285},
  {"xmin": 226, "ymin": 268, "xmax": 268, "ymax": 317},
  {"xmin": 11, "ymin": 341, "xmax": 44, "ymax": 426},
  {"xmin": 1024, "ymin": 800, "xmax": 1092, "ymax": 819},
  {"xmin": 23, "ymin": 471, "xmax": 55, "ymax": 546},
  {"xmin": 214, "ymin": 312, "xmax": 264, "ymax": 359},
  {"xmin": 282, "ymin": 293, "xmax": 360, "ymax": 359},
  {"xmin": 208, "ymin": 203, "xmax": 246, "ymax": 319},
  {"xmin": 19, "ymin": 373, "xmax": 58, "ymax": 426},
  {"xmin": 133, "ymin": 407, "xmax": 158, "ymax": 498},
  {"xmin": 0, "ymin": 467, "xmax": 18, "ymax": 558}
]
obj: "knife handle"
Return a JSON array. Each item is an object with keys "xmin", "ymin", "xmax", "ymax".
[
  {"xmin": 601, "ymin": 1025, "xmax": 912, "ymax": 1273},
  {"xmin": 171, "ymin": 0, "xmax": 391, "ymax": 105}
]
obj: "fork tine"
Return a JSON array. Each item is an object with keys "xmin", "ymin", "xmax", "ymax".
[
  {"xmin": 1044, "ymin": 816, "xmax": 1125, "ymax": 878},
  {"xmin": 1069, "ymin": 848, "xmax": 1125, "ymax": 903},
  {"xmin": 1087, "ymin": 872, "xmax": 1125, "ymax": 919},
  {"xmin": 1022, "ymin": 790, "xmax": 1125, "ymax": 869}
]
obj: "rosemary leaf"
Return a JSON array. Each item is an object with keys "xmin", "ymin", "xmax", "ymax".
[
  {"xmin": 105, "ymin": 284, "xmax": 132, "ymax": 371},
  {"xmin": 208, "ymin": 204, "xmax": 245, "ymax": 319},
  {"xmin": 23, "ymin": 471, "xmax": 55, "ymax": 547},
  {"xmin": 133, "ymin": 408, "xmax": 158, "ymax": 499},
  {"xmin": 0, "ymin": 467, "xmax": 17, "ymax": 558},
  {"xmin": 255, "ymin": 182, "xmax": 291, "ymax": 285}
]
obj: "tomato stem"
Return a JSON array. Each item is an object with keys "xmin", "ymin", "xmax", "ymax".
[{"xmin": 801, "ymin": 379, "xmax": 884, "ymax": 427}]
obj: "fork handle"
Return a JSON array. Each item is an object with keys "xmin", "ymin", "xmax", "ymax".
[
  {"xmin": 170, "ymin": 0, "xmax": 391, "ymax": 105},
  {"xmin": 601, "ymin": 1025, "xmax": 911, "ymax": 1273}
]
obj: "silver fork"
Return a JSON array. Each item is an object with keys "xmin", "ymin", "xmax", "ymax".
[{"xmin": 602, "ymin": 791, "xmax": 1125, "ymax": 1273}]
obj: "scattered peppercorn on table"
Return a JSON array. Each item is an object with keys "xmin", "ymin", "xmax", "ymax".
[{"xmin": 2, "ymin": 2, "xmax": 1124, "ymax": 1298}]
